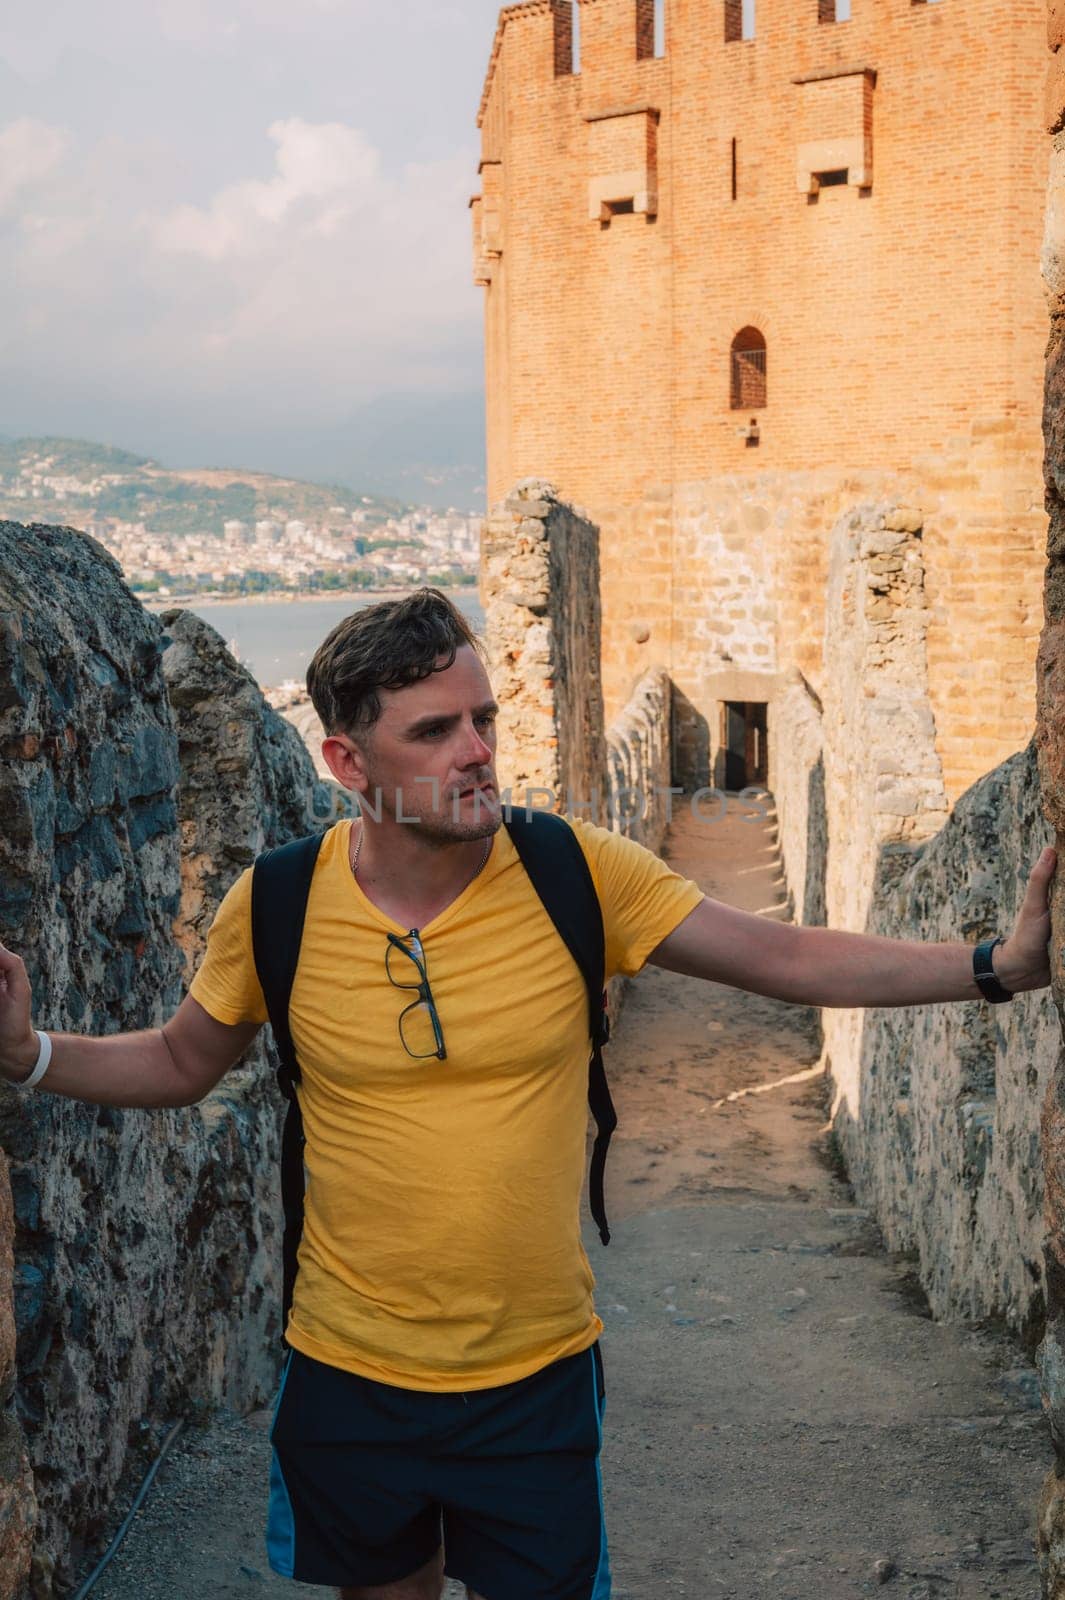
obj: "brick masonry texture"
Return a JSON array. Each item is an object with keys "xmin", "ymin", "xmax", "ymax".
[
  {"xmin": 0, "ymin": 525, "xmax": 333, "ymax": 1596},
  {"xmin": 473, "ymin": 0, "xmax": 1049, "ymax": 804}
]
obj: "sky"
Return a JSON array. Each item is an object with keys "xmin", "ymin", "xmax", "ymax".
[{"xmin": 0, "ymin": 0, "xmax": 506, "ymax": 506}]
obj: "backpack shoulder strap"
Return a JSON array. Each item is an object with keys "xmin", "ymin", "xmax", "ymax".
[
  {"xmin": 504, "ymin": 810, "xmax": 617, "ymax": 1244},
  {"xmin": 251, "ymin": 830, "xmax": 327, "ymax": 1092},
  {"xmin": 251, "ymin": 829, "xmax": 327, "ymax": 1340}
]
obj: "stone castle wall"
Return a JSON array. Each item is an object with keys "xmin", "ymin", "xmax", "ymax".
[
  {"xmin": 0, "ymin": 524, "xmax": 334, "ymax": 1596},
  {"xmin": 481, "ymin": 487, "xmax": 674, "ymax": 1039},
  {"xmin": 1036, "ymin": 0, "xmax": 1065, "ymax": 1578},
  {"xmin": 474, "ymin": 0, "xmax": 1062, "ymax": 1580},
  {"xmin": 481, "ymin": 476, "xmax": 1053, "ymax": 1347}
]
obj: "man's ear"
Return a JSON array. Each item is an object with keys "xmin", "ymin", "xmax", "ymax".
[{"xmin": 321, "ymin": 731, "xmax": 370, "ymax": 794}]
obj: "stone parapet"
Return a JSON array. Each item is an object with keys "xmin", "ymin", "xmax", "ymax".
[
  {"xmin": 0, "ymin": 525, "xmax": 332, "ymax": 1594},
  {"xmin": 838, "ymin": 743, "xmax": 1053, "ymax": 1330},
  {"xmin": 767, "ymin": 668, "xmax": 826, "ymax": 931}
]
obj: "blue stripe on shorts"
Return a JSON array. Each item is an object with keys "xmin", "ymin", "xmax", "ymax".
[
  {"xmin": 590, "ymin": 1347, "xmax": 612, "ymax": 1599},
  {"xmin": 266, "ymin": 1353, "xmax": 297, "ymax": 1578}
]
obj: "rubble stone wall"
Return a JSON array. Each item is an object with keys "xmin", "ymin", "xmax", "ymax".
[
  {"xmin": 842, "ymin": 744, "xmax": 1054, "ymax": 1328},
  {"xmin": 0, "ymin": 524, "xmax": 333, "ymax": 1595},
  {"xmin": 482, "ymin": 487, "xmax": 675, "ymax": 857},
  {"xmin": 606, "ymin": 667, "xmax": 672, "ymax": 854}
]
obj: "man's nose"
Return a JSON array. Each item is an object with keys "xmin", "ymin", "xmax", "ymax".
[{"xmin": 458, "ymin": 721, "xmax": 493, "ymax": 767}]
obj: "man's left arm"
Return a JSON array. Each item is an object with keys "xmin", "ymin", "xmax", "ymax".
[{"xmin": 647, "ymin": 846, "xmax": 1057, "ymax": 1008}]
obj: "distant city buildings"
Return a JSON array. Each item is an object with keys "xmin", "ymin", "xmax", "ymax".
[{"xmin": 0, "ymin": 447, "xmax": 482, "ymax": 598}]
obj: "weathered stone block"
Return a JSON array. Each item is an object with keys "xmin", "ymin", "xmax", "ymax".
[
  {"xmin": 881, "ymin": 508, "xmax": 924, "ymax": 533},
  {"xmin": 504, "ymin": 499, "xmax": 552, "ymax": 519}
]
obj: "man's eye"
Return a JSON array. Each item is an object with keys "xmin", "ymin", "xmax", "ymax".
[
  {"xmin": 475, "ymin": 714, "xmax": 496, "ymax": 729},
  {"xmin": 421, "ymin": 726, "xmax": 446, "ymax": 739}
]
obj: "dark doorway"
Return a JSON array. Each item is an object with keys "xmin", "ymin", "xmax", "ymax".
[{"xmin": 719, "ymin": 701, "xmax": 768, "ymax": 790}]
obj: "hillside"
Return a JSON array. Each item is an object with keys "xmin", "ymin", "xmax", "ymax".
[{"xmin": 0, "ymin": 436, "xmax": 409, "ymax": 538}]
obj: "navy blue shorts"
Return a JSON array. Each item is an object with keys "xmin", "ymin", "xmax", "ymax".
[{"xmin": 266, "ymin": 1343, "xmax": 611, "ymax": 1598}]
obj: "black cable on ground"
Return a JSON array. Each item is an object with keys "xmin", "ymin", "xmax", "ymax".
[{"xmin": 69, "ymin": 1419, "xmax": 185, "ymax": 1600}]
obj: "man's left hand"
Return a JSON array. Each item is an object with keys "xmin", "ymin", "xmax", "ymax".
[{"xmin": 999, "ymin": 846, "xmax": 1057, "ymax": 993}]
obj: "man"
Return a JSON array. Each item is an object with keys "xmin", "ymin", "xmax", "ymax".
[{"xmin": 0, "ymin": 589, "xmax": 1056, "ymax": 1600}]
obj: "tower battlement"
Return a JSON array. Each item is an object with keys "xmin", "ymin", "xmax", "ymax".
[{"xmin": 474, "ymin": 0, "xmax": 1045, "ymax": 499}]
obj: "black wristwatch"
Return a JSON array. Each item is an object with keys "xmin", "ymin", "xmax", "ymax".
[{"xmin": 973, "ymin": 937, "xmax": 1015, "ymax": 1004}]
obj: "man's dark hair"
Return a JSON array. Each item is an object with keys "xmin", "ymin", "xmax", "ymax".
[{"xmin": 306, "ymin": 588, "xmax": 483, "ymax": 736}]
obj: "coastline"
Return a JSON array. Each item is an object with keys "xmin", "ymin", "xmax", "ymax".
[
  {"xmin": 143, "ymin": 585, "xmax": 478, "ymax": 611},
  {"xmin": 143, "ymin": 587, "xmax": 485, "ymax": 697}
]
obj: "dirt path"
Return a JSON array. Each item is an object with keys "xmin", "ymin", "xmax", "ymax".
[{"xmin": 80, "ymin": 799, "xmax": 1050, "ymax": 1600}]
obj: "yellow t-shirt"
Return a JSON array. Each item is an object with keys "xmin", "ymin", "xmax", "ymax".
[{"xmin": 189, "ymin": 817, "xmax": 703, "ymax": 1392}]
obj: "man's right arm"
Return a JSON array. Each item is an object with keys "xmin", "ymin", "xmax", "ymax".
[{"xmin": 0, "ymin": 942, "xmax": 261, "ymax": 1109}]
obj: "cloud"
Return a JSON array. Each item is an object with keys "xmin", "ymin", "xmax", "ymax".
[
  {"xmin": 0, "ymin": 114, "xmax": 481, "ymax": 428},
  {"xmin": 152, "ymin": 119, "xmax": 381, "ymax": 258},
  {"xmin": 0, "ymin": 118, "xmax": 69, "ymax": 216}
]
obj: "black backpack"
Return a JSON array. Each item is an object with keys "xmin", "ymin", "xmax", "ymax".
[{"xmin": 250, "ymin": 810, "xmax": 617, "ymax": 1337}]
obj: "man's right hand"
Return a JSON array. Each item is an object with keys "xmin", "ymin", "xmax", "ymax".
[
  {"xmin": 0, "ymin": 956, "xmax": 261, "ymax": 1106},
  {"xmin": 0, "ymin": 942, "xmax": 40, "ymax": 1082}
]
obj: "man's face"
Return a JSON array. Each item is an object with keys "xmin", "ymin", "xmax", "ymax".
[{"xmin": 335, "ymin": 645, "xmax": 502, "ymax": 844}]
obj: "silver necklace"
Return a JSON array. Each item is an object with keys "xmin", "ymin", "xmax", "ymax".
[{"xmin": 351, "ymin": 827, "xmax": 491, "ymax": 883}]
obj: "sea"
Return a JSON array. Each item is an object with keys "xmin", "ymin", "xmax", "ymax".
[{"xmin": 147, "ymin": 591, "xmax": 485, "ymax": 691}]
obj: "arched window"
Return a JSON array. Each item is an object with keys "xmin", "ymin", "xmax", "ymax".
[{"xmin": 730, "ymin": 328, "xmax": 767, "ymax": 409}]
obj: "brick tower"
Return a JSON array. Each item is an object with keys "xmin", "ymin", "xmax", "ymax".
[{"xmin": 472, "ymin": 0, "xmax": 1048, "ymax": 797}]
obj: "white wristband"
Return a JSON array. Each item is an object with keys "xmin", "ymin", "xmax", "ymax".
[{"xmin": 12, "ymin": 1031, "xmax": 52, "ymax": 1092}]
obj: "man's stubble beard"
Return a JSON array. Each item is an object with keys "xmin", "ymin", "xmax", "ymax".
[
  {"xmin": 362, "ymin": 765, "xmax": 503, "ymax": 847},
  {"xmin": 418, "ymin": 811, "xmax": 502, "ymax": 846}
]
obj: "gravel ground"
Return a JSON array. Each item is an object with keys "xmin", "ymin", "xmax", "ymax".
[{"xmin": 74, "ymin": 802, "xmax": 1051, "ymax": 1599}]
